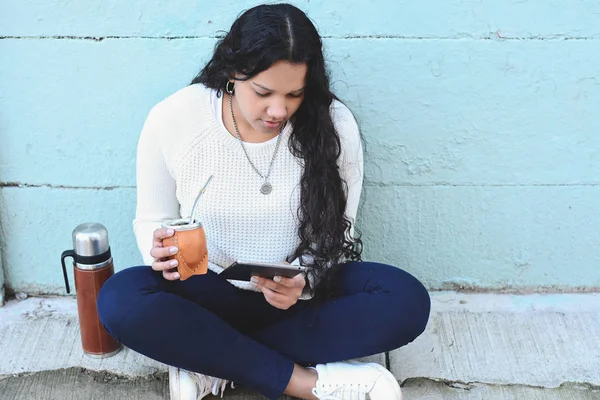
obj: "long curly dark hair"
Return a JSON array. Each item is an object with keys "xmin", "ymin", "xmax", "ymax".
[{"xmin": 191, "ymin": 3, "xmax": 362, "ymax": 301}]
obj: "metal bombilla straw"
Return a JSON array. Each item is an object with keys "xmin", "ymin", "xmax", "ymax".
[{"xmin": 188, "ymin": 175, "xmax": 214, "ymax": 226}]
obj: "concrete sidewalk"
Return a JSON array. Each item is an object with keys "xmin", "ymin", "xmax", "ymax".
[{"xmin": 1, "ymin": 292, "xmax": 599, "ymax": 399}]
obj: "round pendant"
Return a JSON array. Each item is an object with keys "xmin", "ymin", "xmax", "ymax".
[{"xmin": 260, "ymin": 182, "xmax": 272, "ymax": 195}]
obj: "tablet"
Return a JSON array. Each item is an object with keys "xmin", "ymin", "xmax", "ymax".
[{"xmin": 219, "ymin": 261, "xmax": 308, "ymax": 281}]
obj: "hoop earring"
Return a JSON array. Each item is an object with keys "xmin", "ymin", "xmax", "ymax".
[{"xmin": 225, "ymin": 81, "xmax": 235, "ymax": 95}]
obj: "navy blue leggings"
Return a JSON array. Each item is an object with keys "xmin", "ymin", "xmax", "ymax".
[{"xmin": 97, "ymin": 262, "xmax": 430, "ymax": 399}]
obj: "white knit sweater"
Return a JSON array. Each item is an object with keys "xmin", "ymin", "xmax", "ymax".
[{"xmin": 133, "ymin": 84, "xmax": 363, "ymax": 294}]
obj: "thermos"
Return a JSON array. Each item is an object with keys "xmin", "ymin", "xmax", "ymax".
[{"xmin": 60, "ymin": 222, "xmax": 121, "ymax": 358}]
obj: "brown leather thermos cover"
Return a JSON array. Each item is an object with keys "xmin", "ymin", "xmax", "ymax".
[{"xmin": 74, "ymin": 263, "xmax": 121, "ymax": 356}]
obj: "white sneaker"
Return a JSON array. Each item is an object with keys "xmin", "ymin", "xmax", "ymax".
[
  {"xmin": 169, "ymin": 365, "xmax": 234, "ymax": 399},
  {"xmin": 312, "ymin": 361, "xmax": 403, "ymax": 400}
]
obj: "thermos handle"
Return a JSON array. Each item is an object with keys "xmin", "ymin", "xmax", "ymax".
[{"xmin": 60, "ymin": 250, "xmax": 74, "ymax": 294}]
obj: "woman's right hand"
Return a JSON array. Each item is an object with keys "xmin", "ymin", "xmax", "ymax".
[{"xmin": 150, "ymin": 228, "xmax": 180, "ymax": 280}]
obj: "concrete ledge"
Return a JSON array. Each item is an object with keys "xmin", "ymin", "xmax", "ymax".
[
  {"xmin": 391, "ymin": 292, "xmax": 600, "ymax": 388},
  {"xmin": 0, "ymin": 297, "xmax": 168, "ymax": 377},
  {"xmin": 1, "ymin": 292, "xmax": 600, "ymax": 399},
  {"xmin": 0, "ymin": 296, "xmax": 383, "ymax": 378}
]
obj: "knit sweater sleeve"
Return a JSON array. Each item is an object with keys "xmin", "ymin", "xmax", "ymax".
[{"xmin": 132, "ymin": 104, "xmax": 181, "ymax": 265}]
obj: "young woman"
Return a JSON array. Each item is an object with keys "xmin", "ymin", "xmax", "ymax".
[{"xmin": 97, "ymin": 4, "xmax": 430, "ymax": 400}]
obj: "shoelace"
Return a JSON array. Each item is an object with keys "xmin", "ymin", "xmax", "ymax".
[
  {"xmin": 312, "ymin": 384, "xmax": 367, "ymax": 400},
  {"xmin": 190, "ymin": 372, "xmax": 235, "ymax": 399}
]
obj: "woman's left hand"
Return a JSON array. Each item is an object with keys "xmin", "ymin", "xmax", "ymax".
[{"xmin": 251, "ymin": 273, "xmax": 306, "ymax": 310}]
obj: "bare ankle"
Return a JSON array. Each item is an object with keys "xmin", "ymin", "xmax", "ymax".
[{"xmin": 284, "ymin": 364, "xmax": 319, "ymax": 400}]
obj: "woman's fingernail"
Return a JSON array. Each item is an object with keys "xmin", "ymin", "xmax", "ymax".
[
  {"xmin": 273, "ymin": 276, "xmax": 281, "ymax": 283},
  {"xmin": 250, "ymin": 276, "xmax": 259, "ymax": 284},
  {"xmin": 169, "ymin": 247, "xmax": 178, "ymax": 254},
  {"xmin": 167, "ymin": 229, "xmax": 174, "ymax": 235},
  {"xmin": 173, "ymin": 273, "xmax": 180, "ymax": 279},
  {"xmin": 170, "ymin": 260, "xmax": 178, "ymax": 267}
]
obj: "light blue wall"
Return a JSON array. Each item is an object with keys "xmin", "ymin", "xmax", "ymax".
[{"xmin": 1, "ymin": 0, "xmax": 599, "ymax": 295}]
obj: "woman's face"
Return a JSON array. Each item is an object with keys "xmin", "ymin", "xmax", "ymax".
[{"xmin": 231, "ymin": 60, "xmax": 307, "ymax": 135}]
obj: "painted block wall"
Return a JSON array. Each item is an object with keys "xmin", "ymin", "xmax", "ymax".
[
  {"xmin": 0, "ymin": 0, "xmax": 599, "ymax": 296},
  {"xmin": 0, "ymin": 240, "xmax": 4, "ymax": 304}
]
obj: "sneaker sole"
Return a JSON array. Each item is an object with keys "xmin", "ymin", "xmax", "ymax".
[{"xmin": 169, "ymin": 366, "xmax": 180, "ymax": 400}]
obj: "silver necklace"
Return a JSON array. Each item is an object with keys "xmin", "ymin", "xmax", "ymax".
[{"xmin": 229, "ymin": 94, "xmax": 284, "ymax": 195}]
